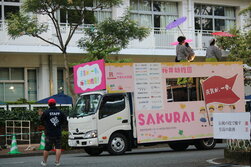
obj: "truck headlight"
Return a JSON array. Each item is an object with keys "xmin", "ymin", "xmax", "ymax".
[{"xmin": 83, "ymin": 130, "xmax": 97, "ymax": 139}]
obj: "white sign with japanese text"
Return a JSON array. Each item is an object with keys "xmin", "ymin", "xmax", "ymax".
[
  {"xmin": 213, "ymin": 113, "xmax": 251, "ymax": 140},
  {"xmin": 134, "ymin": 63, "xmax": 164, "ymax": 111}
]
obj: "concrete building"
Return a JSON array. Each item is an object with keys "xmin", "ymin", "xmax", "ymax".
[{"xmin": 0, "ymin": 0, "xmax": 250, "ymax": 102}]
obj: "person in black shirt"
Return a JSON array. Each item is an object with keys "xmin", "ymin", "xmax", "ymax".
[{"xmin": 39, "ymin": 98, "xmax": 67, "ymax": 166}]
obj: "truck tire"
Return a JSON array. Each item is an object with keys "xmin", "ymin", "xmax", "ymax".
[
  {"xmin": 107, "ymin": 133, "xmax": 128, "ymax": 155},
  {"xmin": 194, "ymin": 138, "xmax": 216, "ymax": 150},
  {"xmin": 84, "ymin": 147, "xmax": 103, "ymax": 156},
  {"xmin": 168, "ymin": 142, "xmax": 189, "ymax": 151}
]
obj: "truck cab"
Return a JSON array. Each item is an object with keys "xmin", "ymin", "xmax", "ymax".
[{"xmin": 68, "ymin": 91, "xmax": 134, "ymax": 155}]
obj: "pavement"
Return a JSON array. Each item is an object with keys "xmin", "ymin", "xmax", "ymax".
[
  {"xmin": 0, "ymin": 144, "xmax": 81, "ymax": 158},
  {"xmin": 0, "ymin": 144, "xmax": 249, "ymax": 167},
  {"xmin": 0, "ymin": 144, "xmax": 42, "ymax": 158}
]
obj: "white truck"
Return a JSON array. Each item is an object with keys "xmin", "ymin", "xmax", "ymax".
[{"xmin": 68, "ymin": 60, "xmax": 245, "ymax": 155}]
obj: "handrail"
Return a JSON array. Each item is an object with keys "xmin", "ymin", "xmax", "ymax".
[{"xmin": 0, "ymin": 22, "xmax": 214, "ymax": 50}]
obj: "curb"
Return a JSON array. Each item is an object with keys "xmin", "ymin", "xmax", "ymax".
[{"xmin": 0, "ymin": 151, "xmax": 42, "ymax": 159}]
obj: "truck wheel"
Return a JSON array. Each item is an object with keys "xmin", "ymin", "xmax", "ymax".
[
  {"xmin": 168, "ymin": 142, "xmax": 189, "ymax": 151},
  {"xmin": 107, "ymin": 133, "xmax": 128, "ymax": 155},
  {"xmin": 194, "ymin": 138, "xmax": 216, "ymax": 150},
  {"xmin": 84, "ymin": 147, "xmax": 103, "ymax": 156}
]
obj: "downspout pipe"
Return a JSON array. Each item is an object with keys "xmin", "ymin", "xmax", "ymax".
[{"xmin": 48, "ymin": 55, "xmax": 53, "ymax": 96}]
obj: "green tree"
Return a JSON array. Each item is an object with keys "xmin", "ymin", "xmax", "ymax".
[
  {"xmin": 216, "ymin": 4, "xmax": 251, "ymax": 85},
  {"xmin": 78, "ymin": 14, "xmax": 150, "ymax": 63},
  {"xmin": 6, "ymin": 0, "xmax": 122, "ymax": 103},
  {"xmin": 216, "ymin": 29, "xmax": 251, "ymax": 66}
]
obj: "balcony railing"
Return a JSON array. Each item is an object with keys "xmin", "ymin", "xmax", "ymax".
[{"xmin": 0, "ymin": 21, "xmax": 214, "ymax": 52}]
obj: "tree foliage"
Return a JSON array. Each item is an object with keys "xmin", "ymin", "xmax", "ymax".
[
  {"xmin": 6, "ymin": 0, "xmax": 123, "ymax": 103},
  {"xmin": 216, "ymin": 29, "xmax": 251, "ymax": 65},
  {"xmin": 78, "ymin": 15, "xmax": 150, "ymax": 63},
  {"xmin": 7, "ymin": 14, "xmax": 48, "ymax": 39},
  {"xmin": 216, "ymin": 4, "xmax": 251, "ymax": 85},
  {"xmin": 7, "ymin": 0, "xmax": 123, "ymax": 53}
]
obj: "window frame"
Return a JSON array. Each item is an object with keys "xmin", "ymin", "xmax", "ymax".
[
  {"xmin": 194, "ymin": 3, "xmax": 236, "ymax": 32},
  {"xmin": 0, "ymin": 67, "xmax": 38, "ymax": 102},
  {"xmin": 0, "ymin": 0, "xmax": 21, "ymax": 22},
  {"xmin": 99, "ymin": 93, "xmax": 126, "ymax": 119},
  {"xmin": 57, "ymin": 1, "xmax": 112, "ymax": 26},
  {"xmin": 130, "ymin": 0, "xmax": 178, "ymax": 29},
  {"xmin": 57, "ymin": 67, "xmax": 74, "ymax": 95}
]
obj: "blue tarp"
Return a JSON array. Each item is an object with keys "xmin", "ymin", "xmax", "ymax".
[
  {"xmin": 36, "ymin": 93, "xmax": 72, "ymax": 104},
  {"xmin": 245, "ymin": 95, "xmax": 251, "ymax": 100},
  {"xmin": 0, "ymin": 101, "xmax": 6, "ymax": 105}
]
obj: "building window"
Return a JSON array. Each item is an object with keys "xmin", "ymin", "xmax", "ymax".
[
  {"xmin": 57, "ymin": 68, "xmax": 74, "ymax": 95},
  {"xmin": 5, "ymin": 83, "xmax": 24, "ymax": 101},
  {"xmin": 0, "ymin": 0, "xmax": 21, "ymax": 21},
  {"xmin": 0, "ymin": 68, "xmax": 37, "ymax": 102},
  {"xmin": 130, "ymin": 0, "xmax": 178, "ymax": 29},
  {"xmin": 57, "ymin": 69, "xmax": 64, "ymax": 93},
  {"xmin": 99, "ymin": 94, "xmax": 126, "ymax": 119},
  {"xmin": 0, "ymin": 68, "xmax": 24, "ymax": 101},
  {"xmin": 194, "ymin": 4, "xmax": 236, "ymax": 32},
  {"xmin": 4, "ymin": 5, "xmax": 19, "ymax": 19},
  {"xmin": 27, "ymin": 69, "xmax": 37, "ymax": 101},
  {"xmin": 0, "ymin": 7, "xmax": 2, "ymax": 21},
  {"xmin": 58, "ymin": 1, "xmax": 112, "ymax": 26}
]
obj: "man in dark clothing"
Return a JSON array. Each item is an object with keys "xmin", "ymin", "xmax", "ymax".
[{"xmin": 39, "ymin": 98, "xmax": 67, "ymax": 166}]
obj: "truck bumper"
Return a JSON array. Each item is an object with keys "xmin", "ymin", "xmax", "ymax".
[{"xmin": 68, "ymin": 138, "xmax": 99, "ymax": 147}]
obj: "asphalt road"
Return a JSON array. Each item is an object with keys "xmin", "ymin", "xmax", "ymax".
[{"xmin": 0, "ymin": 144, "xmax": 226, "ymax": 167}]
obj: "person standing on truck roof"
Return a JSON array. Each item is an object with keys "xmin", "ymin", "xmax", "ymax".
[
  {"xmin": 185, "ymin": 42, "xmax": 196, "ymax": 62},
  {"xmin": 205, "ymin": 38, "xmax": 222, "ymax": 62},
  {"xmin": 175, "ymin": 36, "xmax": 190, "ymax": 62},
  {"xmin": 38, "ymin": 98, "xmax": 67, "ymax": 166},
  {"xmin": 176, "ymin": 36, "xmax": 194, "ymax": 85}
]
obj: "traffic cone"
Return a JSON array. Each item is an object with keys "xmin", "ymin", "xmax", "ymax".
[
  {"xmin": 8, "ymin": 135, "xmax": 21, "ymax": 154},
  {"xmin": 38, "ymin": 131, "xmax": 45, "ymax": 150}
]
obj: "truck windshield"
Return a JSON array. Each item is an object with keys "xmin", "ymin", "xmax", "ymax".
[{"xmin": 70, "ymin": 94, "xmax": 102, "ymax": 117}]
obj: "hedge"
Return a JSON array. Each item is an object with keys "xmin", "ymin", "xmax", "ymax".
[
  {"xmin": 0, "ymin": 110, "xmax": 40, "ymax": 129},
  {"xmin": 0, "ymin": 107, "xmax": 69, "ymax": 132}
]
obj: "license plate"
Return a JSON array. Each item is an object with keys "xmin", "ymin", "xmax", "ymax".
[{"xmin": 69, "ymin": 140, "xmax": 77, "ymax": 146}]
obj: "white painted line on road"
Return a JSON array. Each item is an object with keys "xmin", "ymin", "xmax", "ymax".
[
  {"xmin": 0, "ymin": 162, "xmax": 25, "ymax": 165},
  {"xmin": 207, "ymin": 158, "xmax": 250, "ymax": 167},
  {"xmin": 207, "ymin": 158, "xmax": 221, "ymax": 165}
]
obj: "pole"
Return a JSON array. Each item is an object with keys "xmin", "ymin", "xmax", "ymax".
[{"xmin": 177, "ymin": 26, "xmax": 185, "ymax": 36}]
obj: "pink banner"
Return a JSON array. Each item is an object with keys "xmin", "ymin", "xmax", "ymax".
[
  {"xmin": 105, "ymin": 63, "xmax": 134, "ymax": 93},
  {"xmin": 73, "ymin": 59, "xmax": 106, "ymax": 94}
]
